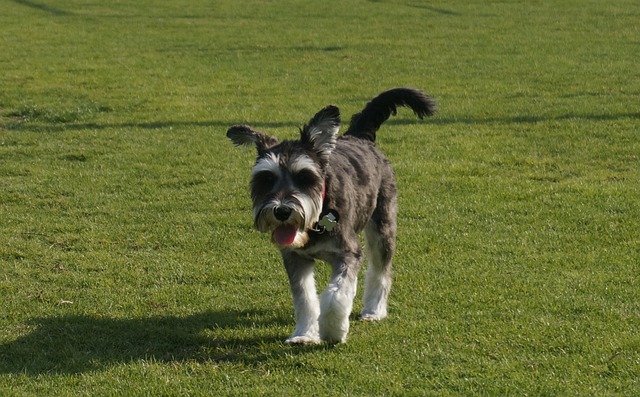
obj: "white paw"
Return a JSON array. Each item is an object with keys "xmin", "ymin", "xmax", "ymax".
[
  {"xmin": 285, "ymin": 335, "xmax": 321, "ymax": 345},
  {"xmin": 319, "ymin": 315, "xmax": 349, "ymax": 344},
  {"xmin": 359, "ymin": 310, "xmax": 387, "ymax": 321}
]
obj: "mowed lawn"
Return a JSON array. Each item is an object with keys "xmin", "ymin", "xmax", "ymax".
[{"xmin": 1, "ymin": 0, "xmax": 639, "ymax": 395}]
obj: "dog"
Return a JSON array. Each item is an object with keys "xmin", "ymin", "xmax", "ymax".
[{"xmin": 227, "ymin": 88, "xmax": 436, "ymax": 344}]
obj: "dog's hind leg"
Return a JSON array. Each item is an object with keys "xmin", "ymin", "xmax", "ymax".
[
  {"xmin": 319, "ymin": 250, "xmax": 362, "ymax": 343},
  {"xmin": 361, "ymin": 186, "xmax": 397, "ymax": 321},
  {"xmin": 283, "ymin": 252, "xmax": 321, "ymax": 345}
]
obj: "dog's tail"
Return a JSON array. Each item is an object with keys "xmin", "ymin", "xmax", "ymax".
[{"xmin": 344, "ymin": 88, "xmax": 436, "ymax": 142}]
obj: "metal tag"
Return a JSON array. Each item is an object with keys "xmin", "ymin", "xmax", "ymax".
[{"xmin": 318, "ymin": 210, "xmax": 339, "ymax": 232}]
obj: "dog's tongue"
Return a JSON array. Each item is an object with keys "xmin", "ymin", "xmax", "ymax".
[{"xmin": 273, "ymin": 225, "xmax": 297, "ymax": 246}]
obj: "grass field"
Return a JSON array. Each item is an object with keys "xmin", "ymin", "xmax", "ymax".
[{"xmin": 1, "ymin": 0, "xmax": 639, "ymax": 395}]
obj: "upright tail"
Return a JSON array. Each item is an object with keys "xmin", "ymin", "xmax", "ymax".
[{"xmin": 344, "ymin": 88, "xmax": 436, "ymax": 142}]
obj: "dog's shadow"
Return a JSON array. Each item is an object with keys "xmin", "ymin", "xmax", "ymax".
[{"xmin": 0, "ymin": 309, "xmax": 321, "ymax": 375}]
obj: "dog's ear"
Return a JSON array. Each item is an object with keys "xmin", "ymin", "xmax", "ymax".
[
  {"xmin": 301, "ymin": 105, "xmax": 340, "ymax": 160},
  {"xmin": 227, "ymin": 125, "xmax": 279, "ymax": 153}
]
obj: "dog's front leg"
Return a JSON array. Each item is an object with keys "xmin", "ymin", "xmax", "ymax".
[
  {"xmin": 319, "ymin": 251, "xmax": 362, "ymax": 344},
  {"xmin": 282, "ymin": 252, "xmax": 321, "ymax": 345}
]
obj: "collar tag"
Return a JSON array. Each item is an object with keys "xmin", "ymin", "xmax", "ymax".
[{"xmin": 317, "ymin": 209, "xmax": 339, "ymax": 232}]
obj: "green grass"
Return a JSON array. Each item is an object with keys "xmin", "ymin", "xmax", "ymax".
[{"xmin": 1, "ymin": 0, "xmax": 639, "ymax": 395}]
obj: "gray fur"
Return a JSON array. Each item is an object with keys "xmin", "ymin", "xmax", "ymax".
[{"xmin": 227, "ymin": 88, "xmax": 436, "ymax": 344}]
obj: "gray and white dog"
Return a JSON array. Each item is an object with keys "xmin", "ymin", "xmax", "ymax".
[{"xmin": 227, "ymin": 88, "xmax": 436, "ymax": 344}]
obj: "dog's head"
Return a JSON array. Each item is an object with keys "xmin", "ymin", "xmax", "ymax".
[{"xmin": 227, "ymin": 106, "xmax": 340, "ymax": 248}]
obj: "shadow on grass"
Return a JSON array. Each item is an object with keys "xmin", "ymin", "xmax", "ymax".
[
  {"xmin": 367, "ymin": 0, "xmax": 461, "ymax": 16},
  {"xmin": 4, "ymin": 112, "xmax": 640, "ymax": 133},
  {"xmin": 11, "ymin": 0, "xmax": 73, "ymax": 16},
  {"xmin": 1, "ymin": 120, "xmax": 300, "ymax": 133},
  {"xmin": 0, "ymin": 309, "xmax": 326, "ymax": 375},
  {"xmin": 423, "ymin": 112, "xmax": 640, "ymax": 126}
]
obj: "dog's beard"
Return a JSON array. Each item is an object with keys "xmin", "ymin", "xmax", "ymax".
[{"xmin": 253, "ymin": 191, "xmax": 323, "ymax": 248}]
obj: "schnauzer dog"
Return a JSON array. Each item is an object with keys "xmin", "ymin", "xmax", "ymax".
[{"xmin": 227, "ymin": 88, "xmax": 436, "ymax": 344}]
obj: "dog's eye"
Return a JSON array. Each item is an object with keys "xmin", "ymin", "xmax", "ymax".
[
  {"xmin": 252, "ymin": 171, "xmax": 278, "ymax": 195},
  {"xmin": 292, "ymin": 169, "xmax": 319, "ymax": 190},
  {"xmin": 258, "ymin": 171, "xmax": 277, "ymax": 184}
]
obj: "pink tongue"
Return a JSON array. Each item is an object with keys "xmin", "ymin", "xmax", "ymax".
[{"xmin": 273, "ymin": 225, "xmax": 297, "ymax": 246}]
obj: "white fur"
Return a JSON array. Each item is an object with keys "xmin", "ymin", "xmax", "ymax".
[
  {"xmin": 306, "ymin": 124, "xmax": 338, "ymax": 159},
  {"xmin": 361, "ymin": 225, "xmax": 392, "ymax": 320},
  {"xmin": 253, "ymin": 199, "xmax": 276, "ymax": 228},
  {"xmin": 252, "ymin": 152, "xmax": 280, "ymax": 176},
  {"xmin": 289, "ymin": 156, "xmax": 323, "ymax": 231},
  {"xmin": 319, "ymin": 274, "xmax": 358, "ymax": 343},
  {"xmin": 285, "ymin": 266, "xmax": 321, "ymax": 345},
  {"xmin": 290, "ymin": 192, "xmax": 322, "ymax": 231},
  {"xmin": 289, "ymin": 154, "xmax": 317, "ymax": 174},
  {"xmin": 361, "ymin": 266, "xmax": 390, "ymax": 321}
]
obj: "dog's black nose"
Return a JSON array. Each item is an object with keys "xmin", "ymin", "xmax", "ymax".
[{"xmin": 274, "ymin": 206, "xmax": 292, "ymax": 221}]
